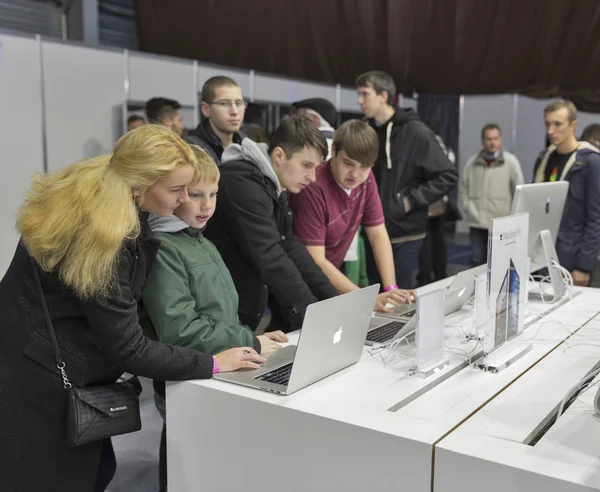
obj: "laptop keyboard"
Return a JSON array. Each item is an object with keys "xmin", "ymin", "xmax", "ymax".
[
  {"xmin": 366, "ymin": 321, "xmax": 407, "ymax": 344},
  {"xmin": 255, "ymin": 363, "xmax": 293, "ymax": 386}
]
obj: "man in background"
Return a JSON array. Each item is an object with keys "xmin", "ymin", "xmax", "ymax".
[
  {"xmin": 127, "ymin": 114, "xmax": 145, "ymax": 132},
  {"xmin": 581, "ymin": 123, "xmax": 600, "ymax": 148},
  {"xmin": 355, "ymin": 70, "xmax": 457, "ymax": 288},
  {"xmin": 460, "ymin": 123, "xmax": 524, "ymax": 266},
  {"xmin": 417, "ymin": 119, "xmax": 457, "ymax": 285},
  {"xmin": 533, "ymin": 100, "xmax": 600, "ymax": 286},
  {"xmin": 145, "ymin": 97, "xmax": 184, "ymax": 136},
  {"xmin": 291, "ymin": 98, "xmax": 338, "ymax": 158},
  {"xmin": 187, "ymin": 76, "xmax": 245, "ymax": 163}
]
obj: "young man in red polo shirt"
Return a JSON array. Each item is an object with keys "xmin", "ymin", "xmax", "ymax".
[{"xmin": 289, "ymin": 120, "xmax": 415, "ymax": 312}]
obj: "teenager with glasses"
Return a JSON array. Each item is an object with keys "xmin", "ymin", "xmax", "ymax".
[{"xmin": 187, "ymin": 75, "xmax": 246, "ymax": 163}]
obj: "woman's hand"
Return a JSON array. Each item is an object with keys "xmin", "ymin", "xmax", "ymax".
[
  {"xmin": 257, "ymin": 335, "xmax": 282, "ymax": 355},
  {"xmin": 214, "ymin": 347, "xmax": 266, "ymax": 372},
  {"xmin": 262, "ymin": 330, "xmax": 289, "ymax": 343}
]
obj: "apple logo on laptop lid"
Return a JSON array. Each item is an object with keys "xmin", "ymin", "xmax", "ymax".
[{"xmin": 333, "ymin": 326, "xmax": 343, "ymax": 344}]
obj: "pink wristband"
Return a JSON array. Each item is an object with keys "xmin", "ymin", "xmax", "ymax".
[
  {"xmin": 212, "ymin": 356, "xmax": 220, "ymax": 375},
  {"xmin": 384, "ymin": 284, "xmax": 398, "ymax": 292}
]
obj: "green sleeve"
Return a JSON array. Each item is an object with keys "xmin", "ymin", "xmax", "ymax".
[{"xmin": 142, "ymin": 241, "xmax": 256, "ymax": 356}]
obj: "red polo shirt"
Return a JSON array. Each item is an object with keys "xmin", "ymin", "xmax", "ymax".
[{"xmin": 289, "ymin": 160, "xmax": 385, "ymax": 269}]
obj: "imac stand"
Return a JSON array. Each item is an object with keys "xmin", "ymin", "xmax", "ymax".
[{"xmin": 529, "ymin": 229, "xmax": 566, "ymax": 303}]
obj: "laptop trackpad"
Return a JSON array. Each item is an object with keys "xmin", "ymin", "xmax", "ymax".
[{"xmin": 263, "ymin": 345, "xmax": 297, "ymax": 367}]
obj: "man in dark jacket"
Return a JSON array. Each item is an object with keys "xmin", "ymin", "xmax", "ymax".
[
  {"xmin": 186, "ymin": 75, "xmax": 245, "ymax": 163},
  {"xmin": 533, "ymin": 99, "xmax": 600, "ymax": 286},
  {"xmin": 356, "ymin": 70, "xmax": 458, "ymax": 288},
  {"xmin": 204, "ymin": 114, "xmax": 338, "ymax": 332}
]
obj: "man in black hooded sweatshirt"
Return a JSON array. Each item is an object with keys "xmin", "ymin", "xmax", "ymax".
[{"xmin": 356, "ymin": 70, "xmax": 458, "ymax": 289}]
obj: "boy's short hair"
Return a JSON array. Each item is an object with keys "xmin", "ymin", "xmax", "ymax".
[
  {"xmin": 355, "ymin": 70, "xmax": 396, "ymax": 105},
  {"xmin": 201, "ymin": 76, "xmax": 240, "ymax": 103},
  {"xmin": 188, "ymin": 145, "xmax": 220, "ymax": 184},
  {"xmin": 332, "ymin": 120, "xmax": 379, "ymax": 167},
  {"xmin": 145, "ymin": 97, "xmax": 181, "ymax": 124},
  {"xmin": 268, "ymin": 115, "xmax": 328, "ymax": 161},
  {"xmin": 544, "ymin": 99, "xmax": 578, "ymax": 123}
]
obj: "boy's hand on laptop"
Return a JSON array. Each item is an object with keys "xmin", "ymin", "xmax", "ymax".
[
  {"xmin": 374, "ymin": 289, "xmax": 417, "ymax": 312},
  {"xmin": 214, "ymin": 347, "xmax": 266, "ymax": 372},
  {"xmin": 262, "ymin": 330, "xmax": 289, "ymax": 343},
  {"xmin": 257, "ymin": 335, "xmax": 282, "ymax": 354},
  {"xmin": 374, "ymin": 293, "xmax": 397, "ymax": 312}
]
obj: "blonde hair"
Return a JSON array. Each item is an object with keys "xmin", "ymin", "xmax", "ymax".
[
  {"xmin": 188, "ymin": 145, "xmax": 220, "ymax": 184},
  {"xmin": 17, "ymin": 124, "xmax": 198, "ymax": 298},
  {"xmin": 544, "ymin": 99, "xmax": 578, "ymax": 122}
]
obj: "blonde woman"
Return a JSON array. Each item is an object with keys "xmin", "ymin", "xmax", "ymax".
[{"xmin": 0, "ymin": 125, "xmax": 265, "ymax": 492}]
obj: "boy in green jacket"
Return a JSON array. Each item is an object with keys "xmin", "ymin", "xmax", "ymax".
[
  {"xmin": 143, "ymin": 145, "xmax": 287, "ymax": 355},
  {"xmin": 142, "ymin": 145, "xmax": 287, "ymax": 492}
]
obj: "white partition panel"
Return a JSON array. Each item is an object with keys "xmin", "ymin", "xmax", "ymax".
[
  {"xmin": 197, "ymin": 64, "xmax": 251, "ymax": 99},
  {"xmin": 339, "ymin": 86, "xmax": 360, "ymax": 112},
  {"xmin": 129, "ymin": 54, "xmax": 196, "ymax": 106},
  {"xmin": 513, "ymin": 96, "xmax": 551, "ymax": 182},
  {"xmin": 254, "ymin": 73, "xmax": 337, "ymax": 105},
  {"xmin": 0, "ymin": 34, "xmax": 44, "ymax": 277},
  {"xmin": 458, "ymin": 95, "xmax": 516, "ymax": 232},
  {"xmin": 42, "ymin": 41, "xmax": 125, "ymax": 171},
  {"xmin": 401, "ymin": 96, "xmax": 418, "ymax": 110}
]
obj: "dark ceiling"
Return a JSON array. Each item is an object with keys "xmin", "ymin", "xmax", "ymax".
[{"xmin": 135, "ymin": 0, "xmax": 600, "ymax": 110}]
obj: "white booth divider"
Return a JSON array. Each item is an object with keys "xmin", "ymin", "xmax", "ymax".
[
  {"xmin": 197, "ymin": 64, "xmax": 252, "ymax": 100},
  {"xmin": 42, "ymin": 41, "xmax": 126, "ymax": 172},
  {"xmin": 128, "ymin": 53, "xmax": 198, "ymax": 129},
  {"xmin": 513, "ymin": 95, "xmax": 552, "ymax": 181},
  {"xmin": 339, "ymin": 87, "xmax": 361, "ymax": 113},
  {"xmin": 128, "ymin": 53, "xmax": 196, "ymax": 107},
  {"xmin": 0, "ymin": 33, "xmax": 44, "ymax": 277},
  {"xmin": 253, "ymin": 73, "xmax": 337, "ymax": 105}
]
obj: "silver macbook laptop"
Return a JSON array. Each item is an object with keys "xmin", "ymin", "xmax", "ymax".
[
  {"xmin": 365, "ymin": 265, "xmax": 487, "ymax": 346},
  {"xmin": 213, "ymin": 285, "xmax": 379, "ymax": 395}
]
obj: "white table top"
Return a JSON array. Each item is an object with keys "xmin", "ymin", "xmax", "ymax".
[
  {"xmin": 180, "ymin": 285, "xmax": 600, "ymax": 447},
  {"xmin": 435, "ymin": 302, "xmax": 600, "ymax": 490}
]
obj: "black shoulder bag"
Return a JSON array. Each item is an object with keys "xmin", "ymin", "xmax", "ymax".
[{"xmin": 32, "ymin": 263, "xmax": 142, "ymax": 447}]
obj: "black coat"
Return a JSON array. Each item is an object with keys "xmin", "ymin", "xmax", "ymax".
[
  {"xmin": 0, "ymin": 214, "xmax": 213, "ymax": 492},
  {"xmin": 533, "ymin": 144, "xmax": 600, "ymax": 273},
  {"xmin": 186, "ymin": 118, "xmax": 244, "ymax": 163},
  {"xmin": 205, "ymin": 158, "xmax": 338, "ymax": 332},
  {"xmin": 370, "ymin": 109, "xmax": 458, "ymax": 240}
]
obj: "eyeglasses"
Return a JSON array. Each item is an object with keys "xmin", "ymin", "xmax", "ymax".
[{"xmin": 208, "ymin": 100, "xmax": 246, "ymax": 111}]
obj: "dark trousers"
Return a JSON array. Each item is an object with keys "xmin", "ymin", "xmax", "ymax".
[
  {"xmin": 417, "ymin": 216, "xmax": 447, "ymax": 286},
  {"xmin": 365, "ymin": 237, "xmax": 423, "ymax": 289},
  {"xmin": 469, "ymin": 227, "xmax": 489, "ymax": 267},
  {"xmin": 94, "ymin": 438, "xmax": 116, "ymax": 492}
]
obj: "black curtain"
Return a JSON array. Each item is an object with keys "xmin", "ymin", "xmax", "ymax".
[
  {"xmin": 135, "ymin": 0, "xmax": 600, "ymax": 112},
  {"xmin": 417, "ymin": 94, "xmax": 460, "ymax": 161}
]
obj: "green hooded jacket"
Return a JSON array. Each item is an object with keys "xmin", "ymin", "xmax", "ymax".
[{"xmin": 142, "ymin": 214, "xmax": 261, "ymax": 355}]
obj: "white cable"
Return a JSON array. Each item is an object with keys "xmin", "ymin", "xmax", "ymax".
[
  {"xmin": 444, "ymin": 339, "xmax": 482, "ymax": 364},
  {"xmin": 557, "ymin": 366, "xmax": 600, "ymax": 418}
]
